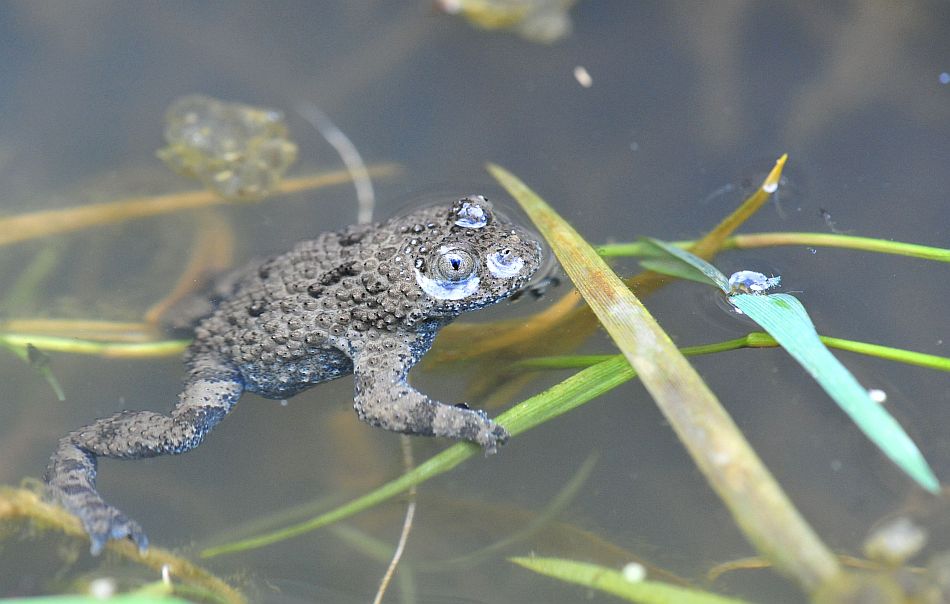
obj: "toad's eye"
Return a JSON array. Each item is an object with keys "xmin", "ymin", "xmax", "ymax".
[
  {"xmin": 487, "ymin": 248, "xmax": 525, "ymax": 278},
  {"xmin": 414, "ymin": 246, "xmax": 481, "ymax": 300},
  {"xmin": 432, "ymin": 248, "xmax": 477, "ymax": 282}
]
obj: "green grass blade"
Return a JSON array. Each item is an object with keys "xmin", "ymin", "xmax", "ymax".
[
  {"xmin": 642, "ymin": 238, "xmax": 730, "ymax": 291},
  {"xmin": 510, "ymin": 557, "xmax": 755, "ymax": 604},
  {"xmin": 640, "ymin": 239, "xmax": 940, "ymax": 493},
  {"xmin": 487, "ymin": 163, "xmax": 839, "ymax": 592},
  {"xmin": 600, "ymin": 233, "xmax": 950, "ymax": 264},
  {"xmin": 732, "ymin": 294, "xmax": 939, "ymax": 493},
  {"xmin": 638, "ymin": 258, "xmax": 718, "ymax": 285},
  {"xmin": 200, "ymin": 355, "xmax": 637, "ymax": 557},
  {"xmin": 517, "ymin": 333, "xmax": 950, "ymax": 373}
]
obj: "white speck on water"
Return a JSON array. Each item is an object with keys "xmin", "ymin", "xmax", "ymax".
[
  {"xmin": 762, "ymin": 181, "xmax": 778, "ymax": 193},
  {"xmin": 89, "ymin": 578, "xmax": 116, "ymax": 599},
  {"xmin": 436, "ymin": 0, "xmax": 462, "ymax": 14},
  {"xmin": 868, "ymin": 388, "xmax": 887, "ymax": 404},
  {"xmin": 864, "ymin": 516, "xmax": 928, "ymax": 565},
  {"xmin": 807, "ymin": 247, "xmax": 818, "ymax": 254},
  {"xmin": 629, "ymin": 141, "xmax": 639, "ymax": 151},
  {"xmin": 280, "ymin": 399, "xmax": 288, "ymax": 406},
  {"xmin": 573, "ymin": 65, "xmax": 593, "ymax": 88},
  {"xmin": 940, "ymin": 72, "xmax": 950, "ymax": 85},
  {"xmin": 830, "ymin": 459, "xmax": 843, "ymax": 472},
  {"xmin": 622, "ymin": 562, "xmax": 646, "ymax": 582}
]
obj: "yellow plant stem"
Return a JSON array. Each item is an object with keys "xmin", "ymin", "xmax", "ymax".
[
  {"xmin": 0, "ymin": 164, "xmax": 399, "ymax": 247},
  {"xmin": 0, "ymin": 332, "xmax": 188, "ymax": 358},
  {"xmin": 0, "ymin": 487, "xmax": 245, "ymax": 604}
]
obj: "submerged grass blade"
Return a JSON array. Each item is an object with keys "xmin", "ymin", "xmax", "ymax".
[
  {"xmin": 0, "ymin": 332, "xmax": 189, "ymax": 358},
  {"xmin": 510, "ymin": 557, "xmax": 754, "ymax": 604},
  {"xmin": 200, "ymin": 355, "xmax": 636, "ymax": 558},
  {"xmin": 487, "ymin": 163, "xmax": 839, "ymax": 592},
  {"xmin": 732, "ymin": 294, "xmax": 940, "ymax": 493},
  {"xmin": 0, "ymin": 165, "xmax": 399, "ymax": 248}
]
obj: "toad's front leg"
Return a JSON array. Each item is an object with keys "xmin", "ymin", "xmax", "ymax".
[
  {"xmin": 44, "ymin": 357, "xmax": 243, "ymax": 554},
  {"xmin": 352, "ymin": 334, "xmax": 509, "ymax": 453}
]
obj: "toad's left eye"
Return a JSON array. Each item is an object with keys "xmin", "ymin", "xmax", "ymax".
[{"xmin": 487, "ymin": 248, "xmax": 525, "ymax": 278}]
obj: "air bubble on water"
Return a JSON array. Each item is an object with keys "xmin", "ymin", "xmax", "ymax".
[
  {"xmin": 728, "ymin": 270, "xmax": 781, "ymax": 295},
  {"xmin": 89, "ymin": 578, "xmax": 116, "ymax": 599},
  {"xmin": 762, "ymin": 181, "xmax": 779, "ymax": 193},
  {"xmin": 940, "ymin": 72, "xmax": 950, "ymax": 85},
  {"xmin": 280, "ymin": 399, "xmax": 289, "ymax": 407},
  {"xmin": 868, "ymin": 388, "xmax": 887, "ymax": 404}
]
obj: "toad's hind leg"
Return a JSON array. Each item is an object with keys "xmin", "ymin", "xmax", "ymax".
[
  {"xmin": 352, "ymin": 335, "xmax": 509, "ymax": 453},
  {"xmin": 44, "ymin": 357, "xmax": 243, "ymax": 554}
]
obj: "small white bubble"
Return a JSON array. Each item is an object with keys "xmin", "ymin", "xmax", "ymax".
[
  {"xmin": 573, "ymin": 66, "xmax": 593, "ymax": 88},
  {"xmin": 940, "ymin": 72, "xmax": 950, "ymax": 85},
  {"xmin": 280, "ymin": 399, "xmax": 289, "ymax": 406},
  {"xmin": 830, "ymin": 459, "xmax": 843, "ymax": 472},
  {"xmin": 868, "ymin": 388, "xmax": 887, "ymax": 404},
  {"xmin": 89, "ymin": 578, "xmax": 116, "ymax": 599},
  {"xmin": 629, "ymin": 141, "xmax": 639, "ymax": 151},
  {"xmin": 807, "ymin": 247, "xmax": 818, "ymax": 254},
  {"xmin": 762, "ymin": 181, "xmax": 778, "ymax": 193},
  {"xmin": 622, "ymin": 562, "xmax": 646, "ymax": 582}
]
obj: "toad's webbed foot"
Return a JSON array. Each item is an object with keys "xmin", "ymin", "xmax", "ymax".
[
  {"xmin": 46, "ymin": 446, "xmax": 149, "ymax": 554},
  {"xmin": 353, "ymin": 335, "xmax": 510, "ymax": 453},
  {"xmin": 44, "ymin": 357, "xmax": 243, "ymax": 554}
]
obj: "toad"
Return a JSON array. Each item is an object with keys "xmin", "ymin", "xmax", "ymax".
[{"xmin": 45, "ymin": 195, "xmax": 543, "ymax": 554}]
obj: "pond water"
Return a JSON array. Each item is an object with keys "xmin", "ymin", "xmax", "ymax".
[{"xmin": 2, "ymin": 2, "xmax": 950, "ymax": 603}]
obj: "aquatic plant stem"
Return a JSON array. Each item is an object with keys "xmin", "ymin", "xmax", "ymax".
[
  {"xmin": 487, "ymin": 162, "xmax": 841, "ymax": 593},
  {"xmin": 200, "ymin": 354, "xmax": 636, "ymax": 558},
  {"xmin": 0, "ymin": 487, "xmax": 245, "ymax": 604},
  {"xmin": 0, "ymin": 165, "xmax": 399, "ymax": 248},
  {"xmin": 372, "ymin": 436, "xmax": 416, "ymax": 604},
  {"xmin": 598, "ymin": 232, "xmax": 950, "ymax": 263},
  {"xmin": 515, "ymin": 332, "xmax": 950, "ymax": 373}
]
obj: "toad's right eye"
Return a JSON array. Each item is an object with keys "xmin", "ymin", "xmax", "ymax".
[
  {"xmin": 414, "ymin": 245, "xmax": 481, "ymax": 300},
  {"xmin": 431, "ymin": 248, "xmax": 477, "ymax": 283}
]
